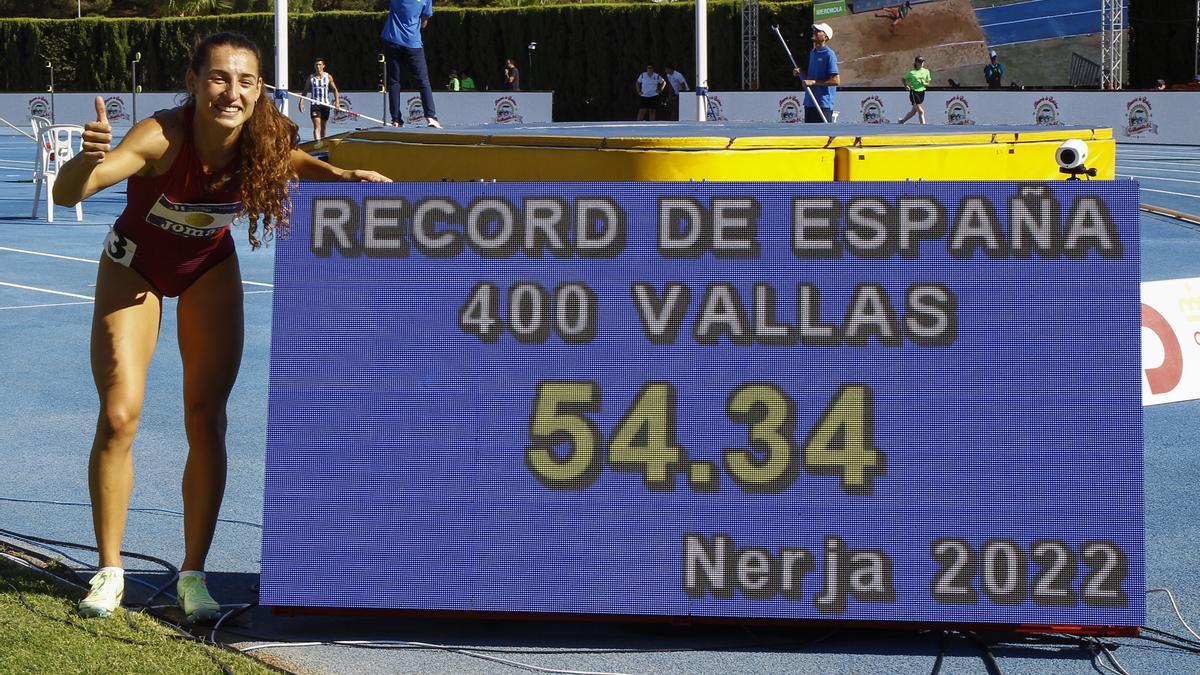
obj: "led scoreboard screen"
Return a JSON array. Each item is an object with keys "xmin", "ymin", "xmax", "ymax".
[{"xmin": 261, "ymin": 181, "xmax": 1143, "ymax": 631}]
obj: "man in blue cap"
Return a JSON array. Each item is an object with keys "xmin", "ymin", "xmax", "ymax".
[
  {"xmin": 793, "ymin": 22, "xmax": 839, "ymax": 123},
  {"xmin": 381, "ymin": 0, "xmax": 442, "ymax": 128}
]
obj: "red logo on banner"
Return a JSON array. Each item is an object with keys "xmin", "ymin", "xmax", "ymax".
[{"xmin": 1142, "ymin": 303, "xmax": 1183, "ymax": 394}]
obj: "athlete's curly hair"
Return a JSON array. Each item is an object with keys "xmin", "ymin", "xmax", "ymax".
[{"xmin": 188, "ymin": 32, "xmax": 299, "ymax": 249}]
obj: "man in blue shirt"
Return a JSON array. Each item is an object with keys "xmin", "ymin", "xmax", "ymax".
[
  {"xmin": 381, "ymin": 0, "xmax": 441, "ymax": 128},
  {"xmin": 792, "ymin": 22, "xmax": 839, "ymax": 123}
]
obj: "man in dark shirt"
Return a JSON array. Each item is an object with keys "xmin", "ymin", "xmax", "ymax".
[
  {"xmin": 504, "ymin": 58, "xmax": 521, "ymax": 91},
  {"xmin": 984, "ymin": 50, "xmax": 1005, "ymax": 89}
]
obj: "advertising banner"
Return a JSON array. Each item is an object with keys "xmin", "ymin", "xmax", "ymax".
[
  {"xmin": 691, "ymin": 90, "xmax": 1200, "ymax": 145},
  {"xmin": 0, "ymin": 91, "xmax": 552, "ymax": 131},
  {"xmin": 815, "ymin": 1, "xmax": 848, "ymax": 20},
  {"xmin": 262, "ymin": 181, "xmax": 1143, "ymax": 631},
  {"xmin": 1142, "ymin": 277, "xmax": 1200, "ymax": 406}
]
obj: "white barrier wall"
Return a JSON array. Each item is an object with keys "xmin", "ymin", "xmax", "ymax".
[
  {"xmin": 1, "ymin": 90, "xmax": 552, "ymax": 132},
  {"xmin": 698, "ymin": 90, "xmax": 1200, "ymax": 145},
  {"xmin": 6, "ymin": 90, "xmax": 1195, "ymax": 144}
]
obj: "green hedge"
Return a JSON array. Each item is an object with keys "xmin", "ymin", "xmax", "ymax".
[{"xmin": 0, "ymin": 3, "xmax": 814, "ymax": 121}]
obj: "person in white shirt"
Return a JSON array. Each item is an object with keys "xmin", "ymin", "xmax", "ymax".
[
  {"xmin": 635, "ymin": 64, "xmax": 666, "ymax": 121},
  {"xmin": 662, "ymin": 65, "xmax": 689, "ymax": 121},
  {"xmin": 299, "ymin": 58, "xmax": 340, "ymax": 141}
]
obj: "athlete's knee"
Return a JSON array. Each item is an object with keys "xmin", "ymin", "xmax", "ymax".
[
  {"xmin": 95, "ymin": 405, "xmax": 142, "ymax": 447},
  {"xmin": 183, "ymin": 398, "xmax": 228, "ymax": 438}
]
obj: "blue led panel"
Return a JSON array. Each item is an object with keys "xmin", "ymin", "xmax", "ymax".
[{"xmin": 262, "ymin": 181, "xmax": 1143, "ymax": 629}]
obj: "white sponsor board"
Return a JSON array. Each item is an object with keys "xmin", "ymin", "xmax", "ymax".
[
  {"xmin": 690, "ymin": 90, "xmax": 1200, "ymax": 145},
  {"xmin": 6, "ymin": 90, "xmax": 1194, "ymax": 144},
  {"xmin": 1142, "ymin": 277, "xmax": 1200, "ymax": 406},
  {"xmin": 0, "ymin": 91, "xmax": 551, "ymax": 132}
]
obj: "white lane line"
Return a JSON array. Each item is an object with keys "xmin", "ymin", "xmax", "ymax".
[
  {"xmin": 1117, "ymin": 163, "xmax": 1200, "ymax": 176},
  {"xmin": 0, "ymin": 246, "xmax": 273, "ymax": 288},
  {"xmin": 989, "ymin": 33, "xmax": 1100, "ymax": 47},
  {"xmin": 981, "ymin": 10, "xmax": 1101, "ymax": 29},
  {"xmin": 245, "ymin": 290, "xmax": 273, "ymax": 295},
  {"xmin": 977, "ymin": 0, "xmax": 1065, "ymax": 10},
  {"xmin": 1140, "ymin": 187, "xmax": 1200, "ymax": 200},
  {"xmin": 0, "ymin": 246, "xmax": 97, "ymax": 263},
  {"xmin": 0, "ymin": 301, "xmax": 93, "ymax": 310},
  {"xmin": 1118, "ymin": 173, "xmax": 1200, "ymax": 185},
  {"xmin": 0, "ymin": 281, "xmax": 93, "ymax": 300},
  {"xmin": 1117, "ymin": 153, "xmax": 1200, "ymax": 160}
]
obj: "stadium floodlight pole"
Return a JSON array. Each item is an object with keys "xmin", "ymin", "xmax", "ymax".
[
  {"xmin": 695, "ymin": 0, "xmax": 708, "ymax": 121},
  {"xmin": 45, "ymin": 61, "xmax": 55, "ymax": 123},
  {"xmin": 274, "ymin": 0, "xmax": 289, "ymax": 116},
  {"xmin": 769, "ymin": 24, "xmax": 827, "ymax": 123},
  {"xmin": 527, "ymin": 42, "xmax": 537, "ymax": 91},
  {"xmin": 376, "ymin": 53, "xmax": 386, "ymax": 123},
  {"xmin": 131, "ymin": 52, "xmax": 141, "ymax": 124}
]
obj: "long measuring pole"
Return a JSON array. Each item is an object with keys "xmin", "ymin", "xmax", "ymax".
[
  {"xmin": 275, "ymin": 0, "xmax": 289, "ymax": 116},
  {"xmin": 263, "ymin": 84, "xmax": 386, "ymax": 125}
]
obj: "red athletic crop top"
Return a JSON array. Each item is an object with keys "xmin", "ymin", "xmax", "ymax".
[{"xmin": 112, "ymin": 109, "xmax": 243, "ymax": 253}]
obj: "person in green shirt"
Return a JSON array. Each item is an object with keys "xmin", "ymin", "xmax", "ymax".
[
  {"xmin": 899, "ymin": 55, "xmax": 931, "ymax": 124},
  {"xmin": 446, "ymin": 70, "xmax": 460, "ymax": 91},
  {"xmin": 459, "ymin": 71, "xmax": 476, "ymax": 91}
]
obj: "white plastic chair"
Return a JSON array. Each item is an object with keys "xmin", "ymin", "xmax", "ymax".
[
  {"xmin": 32, "ymin": 123, "xmax": 84, "ymax": 223},
  {"xmin": 30, "ymin": 115, "xmax": 51, "ymax": 170}
]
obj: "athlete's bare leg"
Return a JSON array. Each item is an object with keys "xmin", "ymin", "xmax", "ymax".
[
  {"xmin": 176, "ymin": 254, "xmax": 244, "ymax": 572},
  {"xmin": 88, "ymin": 257, "xmax": 163, "ymax": 569}
]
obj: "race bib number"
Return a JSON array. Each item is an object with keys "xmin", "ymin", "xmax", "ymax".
[{"xmin": 103, "ymin": 228, "xmax": 136, "ymax": 267}]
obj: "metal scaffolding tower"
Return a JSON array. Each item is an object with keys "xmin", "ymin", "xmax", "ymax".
[
  {"xmin": 741, "ymin": 0, "xmax": 759, "ymax": 90},
  {"xmin": 1100, "ymin": 0, "xmax": 1124, "ymax": 89}
]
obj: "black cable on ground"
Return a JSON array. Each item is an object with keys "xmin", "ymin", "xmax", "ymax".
[
  {"xmin": 1137, "ymin": 632, "xmax": 1200, "ymax": 654},
  {"xmin": 0, "ymin": 495, "xmax": 263, "ymax": 529},
  {"xmin": 0, "ymin": 538, "xmax": 87, "ymax": 586},
  {"xmin": 0, "ymin": 527, "xmax": 179, "ymax": 574},
  {"xmin": 963, "ymin": 631, "xmax": 1003, "ymax": 675},
  {"xmin": 1141, "ymin": 626, "xmax": 1200, "ymax": 649},
  {"xmin": 929, "ymin": 630, "xmax": 945, "ymax": 675}
]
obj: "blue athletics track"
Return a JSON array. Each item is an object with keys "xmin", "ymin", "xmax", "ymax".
[
  {"xmin": 2, "ymin": 127, "xmax": 1199, "ymax": 674},
  {"xmin": 977, "ymin": 0, "xmax": 1130, "ymax": 47}
]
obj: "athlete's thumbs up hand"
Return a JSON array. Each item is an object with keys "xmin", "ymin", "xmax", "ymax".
[{"xmin": 81, "ymin": 96, "xmax": 113, "ymax": 165}]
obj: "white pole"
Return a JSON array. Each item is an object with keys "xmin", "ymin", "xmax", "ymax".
[
  {"xmin": 77, "ymin": 1, "xmax": 81, "ymax": 18},
  {"xmin": 695, "ymin": 0, "xmax": 708, "ymax": 121},
  {"xmin": 275, "ymin": 0, "xmax": 289, "ymax": 116}
]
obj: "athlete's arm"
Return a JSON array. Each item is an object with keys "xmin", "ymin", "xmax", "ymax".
[
  {"xmin": 329, "ymin": 74, "xmax": 341, "ymax": 110},
  {"xmin": 290, "ymin": 149, "xmax": 390, "ymax": 182},
  {"xmin": 54, "ymin": 97, "xmax": 169, "ymax": 206}
]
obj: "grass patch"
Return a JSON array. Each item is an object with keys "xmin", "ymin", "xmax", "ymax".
[{"xmin": 0, "ymin": 556, "xmax": 279, "ymax": 675}]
